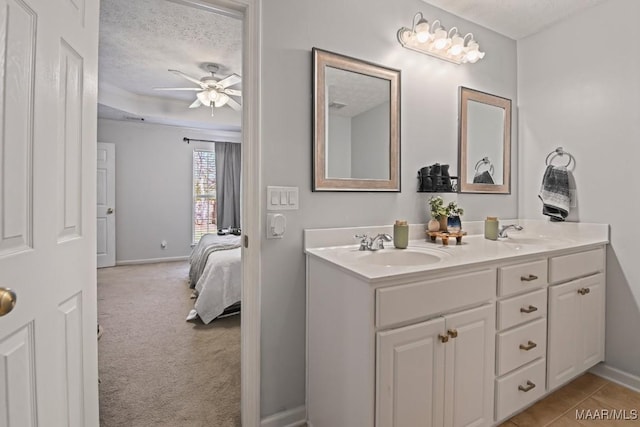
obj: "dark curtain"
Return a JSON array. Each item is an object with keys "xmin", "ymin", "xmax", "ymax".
[{"xmin": 215, "ymin": 142, "xmax": 241, "ymax": 229}]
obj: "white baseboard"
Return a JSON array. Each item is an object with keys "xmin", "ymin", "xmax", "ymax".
[
  {"xmin": 260, "ymin": 406, "xmax": 306, "ymax": 427},
  {"xmin": 590, "ymin": 363, "xmax": 640, "ymax": 392},
  {"xmin": 115, "ymin": 256, "xmax": 189, "ymax": 266}
]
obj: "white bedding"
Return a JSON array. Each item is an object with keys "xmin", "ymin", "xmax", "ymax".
[{"xmin": 187, "ymin": 247, "xmax": 241, "ymax": 324}]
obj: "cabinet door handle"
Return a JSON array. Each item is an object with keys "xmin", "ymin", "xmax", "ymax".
[
  {"xmin": 518, "ymin": 380, "xmax": 536, "ymax": 392},
  {"xmin": 578, "ymin": 288, "xmax": 591, "ymax": 295},
  {"xmin": 438, "ymin": 334, "xmax": 449, "ymax": 343},
  {"xmin": 520, "ymin": 274, "xmax": 538, "ymax": 282},
  {"xmin": 520, "ymin": 305, "xmax": 538, "ymax": 314},
  {"xmin": 519, "ymin": 340, "xmax": 537, "ymax": 351},
  {"xmin": 447, "ymin": 329, "xmax": 458, "ymax": 338}
]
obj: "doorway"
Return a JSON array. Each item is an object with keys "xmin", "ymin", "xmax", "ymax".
[{"xmin": 96, "ymin": 0, "xmax": 260, "ymax": 424}]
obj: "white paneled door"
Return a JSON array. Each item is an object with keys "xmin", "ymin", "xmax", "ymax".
[
  {"xmin": 97, "ymin": 143, "xmax": 116, "ymax": 268},
  {"xmin": 0, "ymin": 0, "xmax": 100, "ymax": 425}
]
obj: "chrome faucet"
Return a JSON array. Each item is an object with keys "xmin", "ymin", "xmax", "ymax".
[
  {"xmin": 355, "ymin": 233, "xmax": 392, "ymax": 251},
  {"xmin": 498, "ymin": 224, "xmax": 523, "ymax": 238},
  {"xmin": 370, "ymin": 233, "xmax": 393, "ymax": 250}
]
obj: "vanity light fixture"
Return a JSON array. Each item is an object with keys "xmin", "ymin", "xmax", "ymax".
[{"xmin": 397, "ymin": 12, "xmax": 485, "ymax": 64}]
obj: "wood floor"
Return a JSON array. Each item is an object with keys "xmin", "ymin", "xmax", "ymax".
[{"xmin": 502, "ymin": 373, "xmax": 640, "ymax": 426}]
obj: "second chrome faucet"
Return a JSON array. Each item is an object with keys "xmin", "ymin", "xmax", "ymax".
[
  {"xmin": 356, "ymin": 233, "xmax": 393, "ymax": 251},
  {"xmin": 498, "ymin": 224, "xmax": 523, "ymax": 238}
]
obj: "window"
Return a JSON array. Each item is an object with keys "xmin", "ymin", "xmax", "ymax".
[{"xmin": 193, "ymin": 149, "xmax": 216, "ymax": 243}]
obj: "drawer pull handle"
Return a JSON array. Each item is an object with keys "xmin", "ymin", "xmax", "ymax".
[
  {"xmin": 518, "ymin": 380, "xmax": 536, "ymax": 392},
  {"xmin": 520, "ymin": 274, "xmax": 538, "ymax": 282},
  {"xmin": 439, "ymin": 334, "xmax": 449, "ymax": 343},
  {"xmin": 578, "ymin": 288, "xmax": 591, "ymax": 295},
  {"xmin": 520, "ymin": 305, "xmax": 538, "ymax": 314},
  {"xmin": 519, "ymin": 340, "xmax": 537, "ymax": 351},
  {"xmin": 447, "ymin": 329, "xmax": 458, "ymax": 338}
]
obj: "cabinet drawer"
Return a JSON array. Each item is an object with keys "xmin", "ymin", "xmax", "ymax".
[
  {"xmin": 496, "ymin": 318, "xmax": 547, "ymax": 376},
  {"xmin": 495, "ymin": 358, "xmax": 546, "ymax": 422},
  {"xmin": 498, "ymin": 260, "xmax": 548, "ymax": 297},
  {"xmin": 497, "ymin": 288, "xmax": 547, "ymax": 331},
  {"xmin": 549, "ymin": 248, "xmax": 605, "ymax": 284},
  {"xmin": 376, "ymin": 269, "xmax": 495, "ymax": 328}
]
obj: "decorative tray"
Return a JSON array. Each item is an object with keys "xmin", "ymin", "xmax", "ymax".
[{"xmin": 426, "ymin": 230, "xmax": 467, "ymax": 245}]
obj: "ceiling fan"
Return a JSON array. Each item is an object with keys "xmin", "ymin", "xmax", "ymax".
[{"xmin": 154, "ymin": 64, "xmax": 242, "ymax": 115}]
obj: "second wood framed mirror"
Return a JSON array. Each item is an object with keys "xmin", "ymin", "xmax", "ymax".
[
  {"xmin": 312, "ymin": 48, "xmax": 400, "ymax": 191},
  {"xmin": 458, "ymin": 87, "xmax": 512, "ymax": 194}
]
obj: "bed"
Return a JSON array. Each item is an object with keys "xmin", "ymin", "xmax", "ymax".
[{"xmin": 187, "ymin": 233, "xmax": 241, "ymax": 324}]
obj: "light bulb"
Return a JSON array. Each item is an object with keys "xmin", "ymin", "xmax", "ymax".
[
  {"xmin": 432, "ymin": 28, "xmax": 449, "ymax": 50},
  {"xmin": 415, "ymin": 19, "xmax": 430, "ymax": 43},
  {"xmin": 463, "ymin": 40, "xmax": 485, "ymax": 63},
  {"xmin": 208, "ymin": 90, "xmax": 219, "ymax": 102},
  {"xmin": 448, "ymin": 34, "xmax": 464, "ymax": 56}
]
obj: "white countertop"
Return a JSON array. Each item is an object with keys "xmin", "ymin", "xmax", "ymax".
[{"xmin": 304, "ymin": 220, "xmax": 609, "ymax": 283}]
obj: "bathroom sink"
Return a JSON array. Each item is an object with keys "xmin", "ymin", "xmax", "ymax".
[
  {"xmin": 499, "ymin": 234, "xmax": 574, "ymax": 250},
  {"xmin": 351, "ymin": 249, "xmax": 444, "ymax": 267}
]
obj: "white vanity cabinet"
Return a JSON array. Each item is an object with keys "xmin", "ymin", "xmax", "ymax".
[
  {"xmin": 305, "ymin": 223, "xmax": 608, "ymax": 427},
  {"xmin": 377, "ymin": 304, "xmax": 494, "ymax": 427},
  {"xmin": 306, "ymin": 259, "xmax": 496, "ymax": 427},
  {"xmin": 547, "ymin": 249, "xmax": 606, "ymax": 391},
  {"xmin": 494, "ymin": 260, "xmax": 548, "ymax": 421}
]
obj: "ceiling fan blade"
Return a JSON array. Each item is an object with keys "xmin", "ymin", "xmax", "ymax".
[
  {"xmin": 226, "ymin": 97, "xmax": 242, "ymax": 111},
  {"xmin": 168, "ymin": 69, "xmax": 208, "ymax": 88},
  {"xmin": 154, "ymin": 87, "xmax": 202, "ymax": 91},
  {"xmin": 216, "ymin": 73, "xmax": 241, "ymax": 89},
  {"xmin": 223, "ymin": 88, "xmax": 242, "ymax": 97},
  {"xmin": 189, "ymin": 99, "xmax": 203, "ymax": 109}
]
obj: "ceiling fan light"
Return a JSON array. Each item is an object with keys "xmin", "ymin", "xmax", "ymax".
[
  {"xmin": 214, "ymin": 93, "xmax": 230, "ymax": 108},
  {"xmin": 196, "ymin": 91, "xmax": 211, "ymax": 105}
]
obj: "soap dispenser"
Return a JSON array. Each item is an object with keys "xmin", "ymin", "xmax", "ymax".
[
  {"xmin": 393, "ymin": 220, "xmax": 408, "ymax": 249},
  {"xmin": 484, "ymin": 217, "xmax": 499, "ymax": 240}
]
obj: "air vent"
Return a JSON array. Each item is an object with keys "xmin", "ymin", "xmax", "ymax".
[{"xmin": 329, "ymin": 101, "xmax": 347, "ymax": 109}]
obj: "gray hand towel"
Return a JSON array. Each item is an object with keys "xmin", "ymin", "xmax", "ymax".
[
  {"xmin": 473, "ymin": 170, "xmax": 495, "ymax": 184},
  {"xmin": 538, "ymin": 165, "xmax": 570, "ymax": 221}
]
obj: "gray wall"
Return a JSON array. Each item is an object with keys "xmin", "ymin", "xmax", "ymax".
[
  {"xmin": 518, "ymin": 0, "xmax": 640, "ymax": 382},
  {"xmin": 97, "ymin": 119, "xmax": 240, "ymax": 263},
  {"xmin": 326, "ymin": 114, "xmax": 351, "ymax": 178},
  {"xmin": 351, "ymin": 103, "xmax": 390, "ymax": 179},
  {"xmin": 261, "ymin": 0, "xmax": 517, "ymax": 417}
]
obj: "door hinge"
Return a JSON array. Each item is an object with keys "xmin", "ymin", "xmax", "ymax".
[{"xmin": 244, "ymin": 235, "xmax": 249, "ymax": 248}]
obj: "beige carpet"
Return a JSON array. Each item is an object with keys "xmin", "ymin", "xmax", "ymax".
[{"xmin": 97, "ymin": 261, "xmax": 240, "ymax": 427}]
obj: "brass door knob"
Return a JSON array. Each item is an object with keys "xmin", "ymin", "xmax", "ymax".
[{"xmin": 0, "ymin": 288, "xmax": 17, "ymax": 316}]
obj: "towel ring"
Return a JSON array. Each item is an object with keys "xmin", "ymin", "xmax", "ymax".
[
  {"xmin": 474, "ymin": 157, "xmax": 494, "ymax": 176},
  {"xmin": 545, "ymin": 147, "xmax": 574, "ymax": 168}
]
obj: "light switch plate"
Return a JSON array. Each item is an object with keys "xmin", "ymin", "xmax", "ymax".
[{"xmin": 267, "ymin": 186, "xmax": 299, "ymax": 210}]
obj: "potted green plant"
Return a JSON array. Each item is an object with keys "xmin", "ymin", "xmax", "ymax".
[
  {"xmin": 427, "ymin": 196, "xmax": 448, "ymax": 232},
  {"xmin": 446, "ymin": 201, "xmax": 464, "ymax": 233}
]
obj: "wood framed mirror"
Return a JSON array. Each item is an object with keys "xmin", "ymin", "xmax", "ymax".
[
  {"xmin": 312, "ymin": 48, "xmax": 400, "ymax": 191},
  {"xmin": 458, "ymin": 87, "xmax": 512, "ymax": 194}
]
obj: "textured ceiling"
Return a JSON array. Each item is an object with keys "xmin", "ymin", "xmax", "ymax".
[
  {"xmin": 99, "ymin": 0, "xmax": 242, "ymax": 104},
  {"xmin": 422, "ymin": 0, "xmax": 609, "ymax": 40},
  {"xmin": 326, "ymin": 67, "xmax": 390, "ymax": 118}
]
